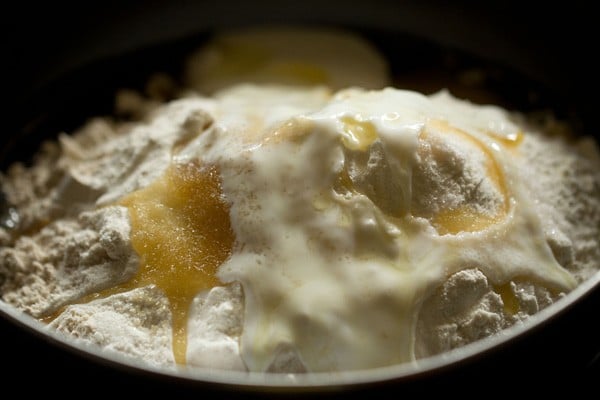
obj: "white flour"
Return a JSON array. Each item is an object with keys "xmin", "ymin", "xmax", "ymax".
[
  {"xmin": 0, "ymin": 206, "xmax": 138, "ymax": 317},
  {"xmin": 50, "ymin": 286, "xmax": 174, "ymax": 366}
]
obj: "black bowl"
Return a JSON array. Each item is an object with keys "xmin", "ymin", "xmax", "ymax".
[{"xmin": 2, "ymin": 1, "xmax": 598, "ymax": 396}]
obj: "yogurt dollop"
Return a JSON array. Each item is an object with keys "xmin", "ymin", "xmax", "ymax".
[{"xmin": 190, "ymin": 86, "xmax": 577, "ymax": 372}]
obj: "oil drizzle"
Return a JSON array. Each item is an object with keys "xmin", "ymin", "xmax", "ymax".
[
  {"xmin": 116, "ymin": 162, "xmax": 234, "ymax": 364},
  {"xmin": 420, "ymin": 120, "xmax": 511, "ymax": 235},
  {"xmin": 340, "ymin": 116, "xmax": 379, "ymax": 151}
]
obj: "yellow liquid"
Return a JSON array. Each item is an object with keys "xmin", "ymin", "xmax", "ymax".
[
  {"xmin": 431, "ymin": 207, "xmax": 503, "ymax": 236},
  {"xmin": 340, "ymin": 116, "xmax": 379, "ymax": 151},
  {"xmin": 207, "ymin": 40, "xmax": 329, "ymax": 87},
  {"xmin": 495, "ymin": 282, "xmax": 520, "ymax": 315},
  {"xmin": 421, "ymin": 120, "xmax": 511, "ymax": 235},
  {"xmin": 113, "ymin": 162, "xmax": 234, "ymax": 364}
]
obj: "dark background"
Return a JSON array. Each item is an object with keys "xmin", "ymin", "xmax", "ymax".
[
  {"xmin": 3, "ymin": 1, "xmax": 599, "ymax": 108},
  {"xmin": 2, "ymin": 1, "xmax": 599, "ymax": 161},
  {"xmin": 1, "ymin": 1, "xmax": 598, "ymax": 397}
]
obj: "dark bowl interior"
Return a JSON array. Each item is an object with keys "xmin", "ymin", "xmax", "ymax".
[{"xmin": 1, "ymin": 0, "xmax": 598, "ymax": 396}]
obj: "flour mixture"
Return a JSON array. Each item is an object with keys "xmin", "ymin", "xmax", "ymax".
[{"xmin": 1, "ymin": 27, "xmax": 599, "ymax": 373}]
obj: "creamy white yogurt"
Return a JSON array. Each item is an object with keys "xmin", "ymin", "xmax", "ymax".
[{"xmin": 189, "ymin": 86, "xmax": 579, "ymax": 371}]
